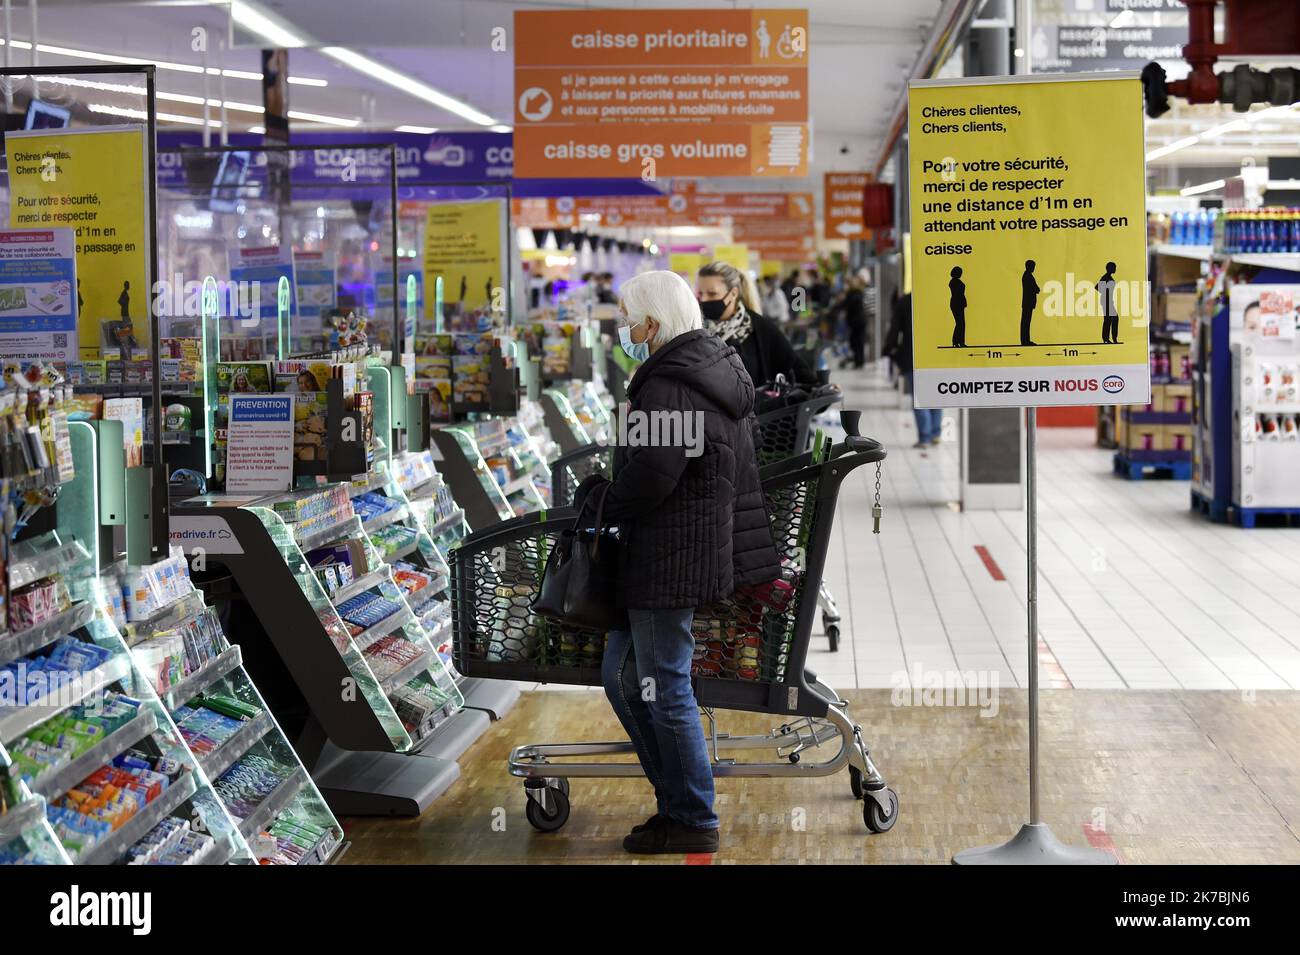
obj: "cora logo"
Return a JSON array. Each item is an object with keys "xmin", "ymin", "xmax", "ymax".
[{"xmin": 1102, "ymin": 375, "xmax": 1125, "ymax": 394}]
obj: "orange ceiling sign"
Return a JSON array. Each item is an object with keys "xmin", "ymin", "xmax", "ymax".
[
  {"xmin": 692, "ymin": 191, "xmax": 813, "ymax": 221},
  {"xmin": 514, "ymin": 8, "xmax": 809, "ymax": 178},
  {"xmin": 823, "ymin": 172, "xmax": 873, "ymax": 240},
  {"xmin": 515, "ymin": 9, "xmax": 810, "ymax": 67}
]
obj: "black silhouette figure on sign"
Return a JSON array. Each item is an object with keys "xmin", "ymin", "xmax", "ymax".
[
  {"xmin": 77, "ymin": 279, "xmax": 83, "ymax": 316},
  {"xmin": 949, "ymin": 266, "xmax": 967, "ymax": 347},
  {"xmin": 1097, "ymin": 261, "xmax": 1119, "ymax": 344},
  {"xmin": 1020, "ymin": 260, "xmax": 1039, "ymax": 346},
  {"xmin": 459, "ymin": 275, "xmax": 468, "ymax": 302},
  {"xmin": 118, "ymin": 280, "xmax": 131, "ymax": 320}
]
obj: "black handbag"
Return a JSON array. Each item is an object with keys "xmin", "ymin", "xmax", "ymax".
[{"xmin": 533, "ymin": 483, "xmax": 628, "ymax": 631}]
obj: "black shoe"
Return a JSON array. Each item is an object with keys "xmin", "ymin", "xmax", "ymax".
[
  {"xmin": 623, "ymin": 818, "xmax": 720, "ymax": 854},
  {"xmin": 631, "ymin": 813, "xmax": 666, "ymax": 834}
]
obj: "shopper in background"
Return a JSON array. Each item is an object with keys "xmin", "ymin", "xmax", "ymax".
[
  {"xmin": 577, "ymin": 269, "xmax": 781, "ymax": 855},
  {"xmin": 597, "ymin": 272, "xmax": 618, "ymax": 305},
  {"xmin": 696, "ymin": 261, "xmax": 816, "ymax": 387},
  {"xmin": 760, "ymin": 274, "xmax": 791, "ymax": 323},
  {"xmin": 835, "ymin": 274, "xmax": 868, "ymax": 369},
  {"xmin": 882, "ymin": 292, "xmax": 943, "ymax": 448}
]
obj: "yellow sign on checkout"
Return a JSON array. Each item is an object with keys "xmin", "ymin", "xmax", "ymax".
[
  {"xmin": 422, "ymin": 200, "xmax": 504, "ymax": 316},
  {"xmin": 6, "ymin": 125, "xmax": 149, "ymax": 359},
  {"xmin": 907, "ymin": 73, "xmax": 1149, "ymax": 408}
]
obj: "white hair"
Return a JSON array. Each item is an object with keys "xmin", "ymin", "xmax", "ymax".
[{"xmin": 618, "ymin": 270, "xmax": 702, "ymax": 347}]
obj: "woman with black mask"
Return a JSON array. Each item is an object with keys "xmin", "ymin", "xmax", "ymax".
[{"xmin": 696, "ymin": 261, "xmax": 816, "ymax": 387}]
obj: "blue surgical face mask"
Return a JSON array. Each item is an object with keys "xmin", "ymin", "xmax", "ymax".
[{"xmin": 619, "ymin": 320, "xmax": 650, "ymax": 362}]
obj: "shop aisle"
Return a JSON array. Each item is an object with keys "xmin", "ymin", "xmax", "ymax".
[{"xmin": 818, "ymin": 365, "xmax": 1300, "ymax": 692}]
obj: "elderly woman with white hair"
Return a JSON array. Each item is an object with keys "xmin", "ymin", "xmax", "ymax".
[{"xmin": 575, "ymin": 269, "xmax": 781, "ymax": 855}]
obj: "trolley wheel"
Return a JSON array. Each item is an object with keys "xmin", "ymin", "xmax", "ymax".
[
  {"xmin": 863, "ymin": 788, "xmax": 899, "ymax": 834},
  {"xmin": 849, "ymin": 765, "xmax": 866, "ymax": 799},
  {"xmin": 526, "ymin": 789, "xmax": 571, "ymax": 832},
  {"xmin": 826, "ymin": 624, "xmax": 840, "ymax": 652},
  {"xmin": 553, "ymin": 777, "xmax": 570, "ymax": 798}
]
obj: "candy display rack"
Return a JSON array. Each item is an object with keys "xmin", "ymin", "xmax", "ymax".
[
  {"xmin": 120, "ymin": 549, "xmax": 345, "ymax": 864},
  {"xmin": 2, "ymin": 531, "xmax": 254, "ymax": 865}
]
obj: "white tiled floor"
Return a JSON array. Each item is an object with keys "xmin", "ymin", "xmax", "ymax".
[
  {"xmin": 812, "ymin": 364, "xmax": 1300, "ymax": 691},
  {"xmin": 524, "ymin": 363, "xmax": 1300, "ymax": 694}
]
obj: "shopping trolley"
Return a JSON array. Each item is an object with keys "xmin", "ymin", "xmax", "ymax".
[
  {"xmin": 550, "ymin": 444, "xmax": 614, "ymax": 509},
  {"xmin": 450, "ymin": 418, "xmax": 898, "ymax": 835},
  {"xmin": 756, "ymin": 388, "xmax": 846, "ymax": 649}
]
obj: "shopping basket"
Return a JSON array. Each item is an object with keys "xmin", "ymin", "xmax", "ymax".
[
  {"xmin": 449, "ymin": 420, "xmax": 898, "ymax": 835},
  {"xmin": 754, "ymin": 388, "xmax": 842, "ymax": 466},
  {"xmin": 549, "ymin": 444, "xmax": 614, "ymax": 509},
  {"xmin": 755, "ymin": 388, "xmax": 846, "ymax": 648}
]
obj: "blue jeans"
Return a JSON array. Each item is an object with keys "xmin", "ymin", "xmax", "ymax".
[
  {"xmin": 601, "ymin": 608, "xmax": 718, "ymax": 830},
  {"xmin": 904, "ymin": 372, "xmax": 944, "ymax": 443}
]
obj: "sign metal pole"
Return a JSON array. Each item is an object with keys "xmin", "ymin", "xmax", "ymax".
[{"xmin": 952, "ymin": 0, "xmax": 1116, "ymax": 866}]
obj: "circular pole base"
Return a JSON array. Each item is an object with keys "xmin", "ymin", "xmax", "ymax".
[{"xmin": 952, "ymin": 823, "xmax": 1118, "ymax": 865}]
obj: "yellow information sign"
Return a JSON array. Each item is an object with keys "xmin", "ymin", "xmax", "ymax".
[
  {"xmin": 712, "ymin": 244, "xmax": 751, "ymax": 272},
  {"xmin": 907, "ymin": 74, "xmax": 1149, "ymax": 408},
  {"xmin": 6, "ymin": 126, "xmax": 149, "ymax": 359},
  {"xmin": 669, "ymin": 252, "xmax": 705, "ymax": 284},
  {"xmin": 422, "ymin": 200, "xmax": 504, "ymax": 316}
]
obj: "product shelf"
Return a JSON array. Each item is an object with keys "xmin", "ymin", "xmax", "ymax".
[
  {"xmin": 122, "ymin": 590, "xmax": 208, "ymax": 647},
  {"xmin": 7, "ymin": 541, "xmax": 92, "ymax": 591},
  {"xmin": 0, "ymin": 795, "xmax": 47, "ymax": 845},
  {"xmin": 200, "ymin": 710, "xmax": 275, "ymax": 781},
  {"xmin": 329, "ymin": 568, "xmax": 392, "ymax": 605},
  {"xmin": 30, "ymin": 710, "xmax": 159, "ymax": 802},
  {"xmin": 0, "ymin": 601, "xmax": 96, "ymax": 668},
  {"xmin": 77, "ymin": 771, "xmax": 199, "ymax": 865},
  {"xmin": 381, "ymin": 649, "xmax": 433, "ymax": 693},
  {"xmin": 361, "ymin": 504, "xmax": 409, "ymax": 534},
  {"xmin": 294, "ymin": 513, "xmax": 363, "ymax": 554},
  {"xmin": 243, "ymin": 506, "xmax": 414, "ymax": 753},
  {"xmin": 237, "ymin": 765, "xmax": 307, "ymax": 841},
  {"xmin": 381, "ymin": 540, "xmax": 420, "ymax": 564},
  {"xmin": 163, "ymin": 645, "xmax": 243, "ymax": 710},
  {"xmin": 426, "ymin": 508, "xmax": 465, "ymax": 539},
  {"xmin": 0, "ymin": 652, "xmax": 134, "ymax": 744},
  {"xmin": 353, "ymin": 606, "xmax": 416, "ymax": 650}
]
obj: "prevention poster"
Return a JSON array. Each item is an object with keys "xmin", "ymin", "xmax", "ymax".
[
  {"xmin": 0, "ymin": 228, "xmax": 78, "ymax": 365},
  {"xmin": 422, "ymin": 200, "xmax": 504, "ymax": 313},
  {"xmin": 5, "ymin": 126, "xmax": 148, "ymax": 359},
  {"xmin": 225, "ymin": 394, "xmax": 295, "ymax": 494},
  {"xmin": 906, "ymin": 74, "xmax": 1150, "ymax": 408}
]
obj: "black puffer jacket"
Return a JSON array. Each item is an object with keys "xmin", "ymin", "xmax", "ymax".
[{"xmin": 580, "ymin": 330, "xmax": 782, "ymax": 610}]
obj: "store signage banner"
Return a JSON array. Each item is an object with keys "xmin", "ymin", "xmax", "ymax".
[
  {"xmin": 1051, "ymin": 25, "xmax": 1185, "ymax": 72},
  {"xmin": 906, "ymin": 74, "xmax": 1150, "ymax": 408},
  {"xmin": 0, "ymin": 228, "xmax": 78, "ymax": 366},
  {"xmin": 423, "ymin": 200, "xmax": 505, "ymax": 313},
  {"xmin": 824, "ymin": 172, "xmax": 872, "ymax": 240},
  {"xmin": 156, "ymin": 131, "xmax": 514, "ymax": 190},
  {"xmin": 513, "ymin": 7, "xmax": 809, "ymax": 178},
  {"xmin": 6, "ymin": 126, "xmax": 149, "ymax": 359},
  {"xmin": 225, "ymin": 393, "xmax": 295, "ymax": 494}
]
